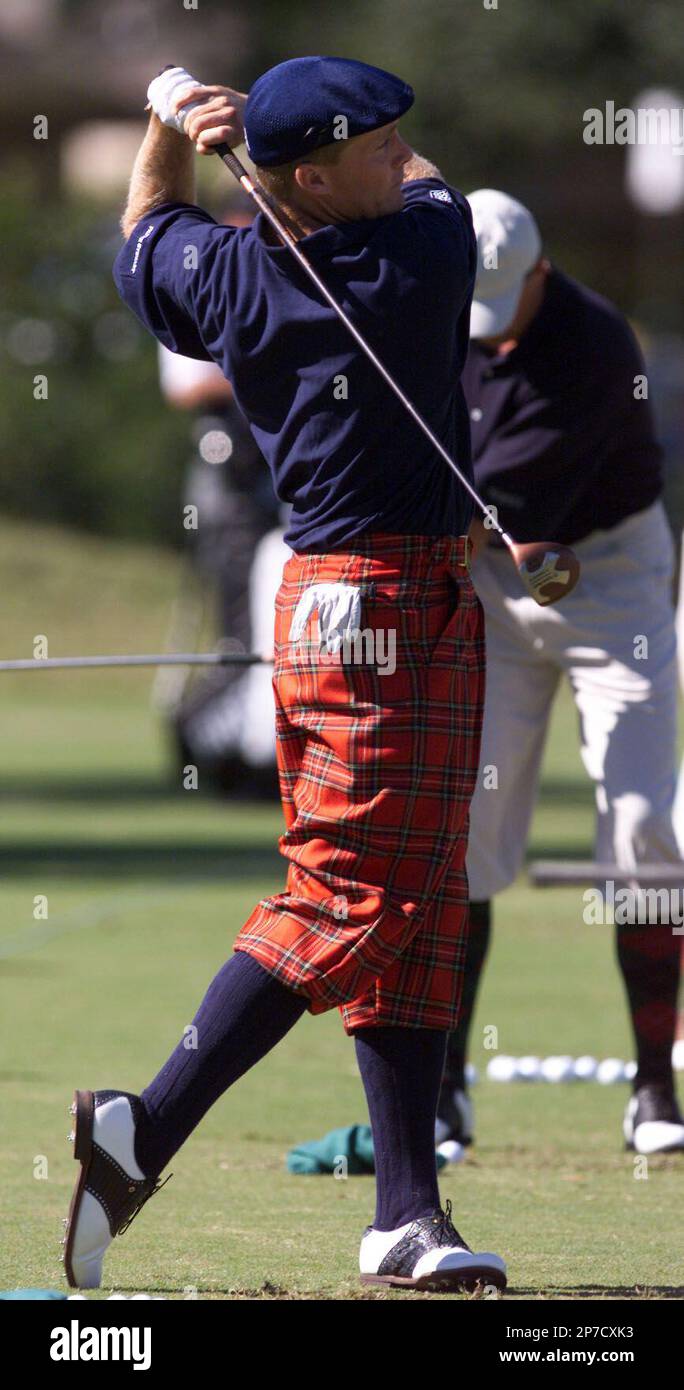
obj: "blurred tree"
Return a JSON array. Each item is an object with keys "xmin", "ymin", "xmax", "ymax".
[{"xmin": 0, "ymin": 174, "xmax": 188, "ymax": 542}]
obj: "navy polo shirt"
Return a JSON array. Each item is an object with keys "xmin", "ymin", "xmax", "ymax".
[
  {"xmin": 114, "ymin": 179, "xmax": 476, "ymax": 551},
  {"xmin": 462, "ymin": 268, "xmax": 663, "ymax": 545}
]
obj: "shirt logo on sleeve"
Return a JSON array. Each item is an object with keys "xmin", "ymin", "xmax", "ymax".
[
  {"xmin": 130, "ymin": 223, "xmax": 155, "ymax": 274},
  {"xmin": 429, "ymin": 188, "xmax": 454, "ymax": 203}
]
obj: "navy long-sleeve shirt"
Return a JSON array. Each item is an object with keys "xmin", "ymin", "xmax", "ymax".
[
  {"xmin": 462, "ymin": 268, "xmax": 663, "ymax": 545},
  {"xmin": 114, "ymin": 177, "xmax": 477, "ymax": 551}
]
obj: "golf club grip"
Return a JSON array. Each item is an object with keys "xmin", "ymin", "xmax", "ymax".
[{"xmin": 213, "ymin": 142, "xmax": 243, "ymax": 176}]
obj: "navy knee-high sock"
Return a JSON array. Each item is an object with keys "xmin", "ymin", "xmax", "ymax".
[
  {"xmin": 355, "ymin": 1026, "xmax": 447, "ymax": 1231},
  {"xmin": 134, "ymin": 951, "xmax": 307, "ymax": 1177}
]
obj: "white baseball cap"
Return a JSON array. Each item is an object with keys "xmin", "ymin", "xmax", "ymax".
[{"xmin": 467, "ymin": 189, "xmax": 542, "ymax": 338}]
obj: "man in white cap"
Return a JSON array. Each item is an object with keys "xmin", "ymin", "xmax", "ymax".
[{"xmin": 436, "ymin": 189, "xmax": 684, "ymax": 1158}]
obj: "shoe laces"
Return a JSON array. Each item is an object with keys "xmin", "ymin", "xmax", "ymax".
[
  {"xmin": 430, "ymin": 1198, "xmax": 470, "ymax": 1252},
  {"xmin": 117, "ymin": 1172, "xmax": 173, "ymax": 1236}
]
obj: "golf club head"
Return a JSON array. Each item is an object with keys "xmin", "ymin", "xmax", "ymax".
[{"xmin": 511, "ymin": 542, "xmax": 580, "ymax": 606}]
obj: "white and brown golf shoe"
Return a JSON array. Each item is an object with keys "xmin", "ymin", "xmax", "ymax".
[
  {"xmin": 63, "ymin": 1089, "xmax": 170, "ymax": 1289},
  {"xmin": 359, "ymin": 1200, "xmax": 507, "ymax": 1294}
]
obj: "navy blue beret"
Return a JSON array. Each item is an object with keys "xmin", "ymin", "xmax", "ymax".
[{"xmin": 244, "ymin": 56, "xmax": 414, "ymax": 168}]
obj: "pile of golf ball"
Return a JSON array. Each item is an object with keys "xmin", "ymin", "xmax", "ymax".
[
  {"xmin": 483, "ymin": 1042, "xmax": 684, "ymax": 1083},
  {"xmin": 486, "ymin": 1055, "xmax": 636, "ymax": 1084}
]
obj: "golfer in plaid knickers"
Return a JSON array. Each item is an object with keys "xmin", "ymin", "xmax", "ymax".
[
  {"xmin": 237, "ymin": 534, "xmax": 485, "ymax": 1032},
  {"xmin": 63, "ymin": 57, "xmax": 507, "ymax": 1293}
]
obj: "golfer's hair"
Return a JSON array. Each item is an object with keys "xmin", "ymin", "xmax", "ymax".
[{"xmin": 255, "ymin": 140, "xmax": 346, "ymax": 201}]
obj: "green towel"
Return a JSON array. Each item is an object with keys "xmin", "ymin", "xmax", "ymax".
[{"xmin": 286, "ymin": 1123, "xmax": 447, "ymax": 1173}]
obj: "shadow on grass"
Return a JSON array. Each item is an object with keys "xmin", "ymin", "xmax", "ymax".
[
  {"xmin": 510, "ymin": 1285, "xmax": 684, "ymax": 1300},
  {"xmin": 0, "ymin": 776, "xmax": 178, "ymax": 803},
  {"xmin": 116, "ymin": 1284, "xmax": 466, "ymax": 1300},
  {"xmin": 111, "ymin": 1282, "xmax": 684, "ymax": 1300},
  {"xmin": 535, "ymin": 779, "xmax": 594, "ymax": 809},
  {"xmin": 525, "ymin": 844, "xmax": 594, "ymax": 862},
  {"xmin": 0, "ymin": 775, "xmax": 281, "ymax": 807},
  {"xmin": 0, "ymin": 842, "xmax": 284, "ymax": 881}
]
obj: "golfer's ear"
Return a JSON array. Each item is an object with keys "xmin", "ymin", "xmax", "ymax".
[{"xmin": 294, "ymin": 162, "xmax": 329, "ymax": 196}]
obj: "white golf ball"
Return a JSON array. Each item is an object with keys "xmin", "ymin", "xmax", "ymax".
[
  {"xmin": 437, "ymin": 1139, "xmax": 466, "ymax": 1164},
  {"xmin": 515, "ymin": 1055, "xmax": 542, "ymax": 1082},
  {"xmin": 623, "ymin": 1060, "xmax": 637, "ymax": 1082},
  {"xmin": 487, "ymin": 1055, "xmax": 517, "ymax": 1082},
  {"xmin": 573, "ymin": 1055, "xmax": 598, "ymax": 1081},
  {"xmin": 540, "ymin": 1055, "xmax": 574, "ymax": 1083},
  {"xmin": 596, "ymin": 1057, "xmax": 626, "ymax": 1085},
  {"xmin": 465, "ymin": 1063, "xmax": 479, "ymax": 1086},
  {"xmin": 672, "ymin": 1039, "xmax": 684, "ymax": 1072}
]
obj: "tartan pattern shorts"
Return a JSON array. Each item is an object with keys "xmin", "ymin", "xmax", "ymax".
[{"xmin": 234, "ymin": 532, "xmax": 486, "ymax": 1033}]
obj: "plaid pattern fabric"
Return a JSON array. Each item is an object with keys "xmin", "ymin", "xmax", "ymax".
[{"xmin": 234, "ymin": 532, "xmax": 485, "ymax": 1033}]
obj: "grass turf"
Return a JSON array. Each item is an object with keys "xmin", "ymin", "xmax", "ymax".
[{"xmin": 1, "ymin": 520, "xmax": 683, "ymax": 1301}]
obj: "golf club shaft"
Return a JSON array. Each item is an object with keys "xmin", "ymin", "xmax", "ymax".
[
  {"xmin": 214, "ymin": 143, "xmax": 513, "ymax": 550},
  {"xmin": 0, "ymin": 653, "xmax": 270, "ymax": 672}
]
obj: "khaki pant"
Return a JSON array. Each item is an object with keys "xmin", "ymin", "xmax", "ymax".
[{"xmin": 466, "ymin": 501, "xmax": 680, "ymax": 898}]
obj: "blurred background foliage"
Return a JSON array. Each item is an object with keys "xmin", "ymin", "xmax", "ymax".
[
  {"xmin": 0, "ymin": 172, "xmax": 187, "ymax": 539},
  {"xmin": 1, "ymin": 0, "xmax": 684, "ymax": 544}
]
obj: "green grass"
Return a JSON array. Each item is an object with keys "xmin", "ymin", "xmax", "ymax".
[{"xmin": 1, "ymin": 519, "xmax": 683, "ymax": 1301}]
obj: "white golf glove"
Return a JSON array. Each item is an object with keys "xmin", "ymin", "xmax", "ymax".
[
  {"xmin": 147, "ymin": 66, "xmax": 204, "ymax": 135},
  {"xmin": 289, "ymin": 583, "xmax": 362, "ymax": 655}
]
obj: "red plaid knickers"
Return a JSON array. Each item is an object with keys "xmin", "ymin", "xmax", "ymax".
[{"xmin": 234, "ymin": 532, "xmax": 486, "ymax": 1033}]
